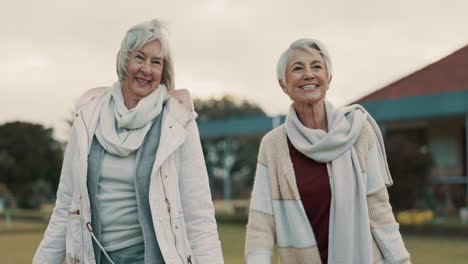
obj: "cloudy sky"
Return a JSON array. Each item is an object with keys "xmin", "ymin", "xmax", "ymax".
[{"xmin": 1, "ymin": 0, "xmax": 467, "ymax": 140}]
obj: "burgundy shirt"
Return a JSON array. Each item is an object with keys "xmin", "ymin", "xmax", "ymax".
[{"xmin": 287, "ymin": 138, "xmax": 331, "ymax": 264}]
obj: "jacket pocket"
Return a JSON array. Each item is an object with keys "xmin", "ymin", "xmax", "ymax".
[{"xmin": 66, "ymin": 192, "xmax": 84, "ymax": 264}]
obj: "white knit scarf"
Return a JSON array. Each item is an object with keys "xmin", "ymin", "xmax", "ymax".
[
  {"xmin": 285, "ymin": 100, "xmax": 392, "ymax": 264},
  {"xmin": 95, "ymin": 81, "xmax": 168, "ymax": 157}
]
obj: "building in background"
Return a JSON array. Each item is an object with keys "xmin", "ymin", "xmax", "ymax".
[{"xmin": 355, "ymin": 45, "xmax": 468, "ymax": 213}]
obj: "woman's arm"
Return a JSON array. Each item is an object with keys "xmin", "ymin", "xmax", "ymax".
[
  {"xmin": 178, "ymin": 119, "xmax": 224, "ymax": 264},
  {"xmin": 33, "ymin": 123, "xmax": 78, "ymax": 263},
  {"xmin": 366, "ymin": 143, "xmax": 411, "ymax": 264},
  {"xmin": 245, "ymin": 159, "xmax": 276, "ymax": 264}
]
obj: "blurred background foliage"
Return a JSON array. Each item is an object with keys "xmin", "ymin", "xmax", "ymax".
[
  {"xmin": 0, "ymin": 122, "xmax": 62, "ymax": 209},
  {"xmin": 194, "ymin": 95, "xmax": 265, "ymax": 199},
  {"xmin": 386, "ymin": 134, "xmax": 433, "ymax": 211}
]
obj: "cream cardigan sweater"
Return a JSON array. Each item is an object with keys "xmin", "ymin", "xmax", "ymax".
[{"xmin": 245, "ymin": 123, "xmax": 411, "ymax": 264}]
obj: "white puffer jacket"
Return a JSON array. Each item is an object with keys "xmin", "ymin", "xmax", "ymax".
[{"xmin": 33, "ymin": 87, "xmax": 224, "ymax": 264}]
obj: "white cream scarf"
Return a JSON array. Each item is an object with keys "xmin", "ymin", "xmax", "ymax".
[
  {"xmin": 95, "ymin": 81, "xmax": 168, "ymax": 157},
  {"xmin": 285, "ymin": 100, "xmax": 392, "ymax": 264}
]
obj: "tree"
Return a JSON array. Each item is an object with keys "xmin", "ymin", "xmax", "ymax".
[
  {"xmin": 385, "ymin": 134, "xmax": 433, "ymax": 211},
  {"xmin": 195, "ymin": 95, "xmax": 267, "ymax": 121},
  {"xmin": 0, "ymin": 122, "xmax": 63, "ymax": 208},
  {"xmin": 194, "ymin": 95, "xmax": 266, "ymax": 199}
]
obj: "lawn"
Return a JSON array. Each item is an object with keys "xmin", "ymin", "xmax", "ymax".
[
  {"xmin": 1, "ymin": 220, "xmax": 468, "ymax": 263},
  {"xmin": 218, "ymin": 222, "xmax": 468, "ymax": 264}
]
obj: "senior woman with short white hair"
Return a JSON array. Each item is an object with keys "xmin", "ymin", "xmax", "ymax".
[
  {"xmin": 245, "ymin": 39, "xmax": 411, "ymax": 264},
  {"xmin": 34, "ymin": 19, "xmax": 223, "ymax": 264}
]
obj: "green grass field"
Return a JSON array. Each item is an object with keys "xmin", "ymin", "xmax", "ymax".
[{"xmin": 1, "ymin": 220, "xmax": 468, "ymax": 264}]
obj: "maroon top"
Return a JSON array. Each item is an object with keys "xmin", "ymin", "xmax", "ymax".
[{"xmin": 287, "ymin": 138, "xmax": 331, "ymax": 264}]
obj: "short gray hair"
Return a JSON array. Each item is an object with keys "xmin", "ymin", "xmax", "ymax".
[
  {"xmin": 116, "ymin": 19, "xmax": 175, "ymax": 91},
  {"xmin": 276, "ymin": 38, "xmax": 332, "ymax": 83}
]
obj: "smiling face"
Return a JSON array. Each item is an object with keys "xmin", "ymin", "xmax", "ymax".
[
  {"xmin": 122, "ymin": 40, "xmax": 164, "ymax": 103},
  {"xmin": 280, "ymin": 48, "xmax": 331, "ymax": 106}
]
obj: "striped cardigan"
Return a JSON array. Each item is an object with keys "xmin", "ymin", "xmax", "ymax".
[{"xmin": 245, "ymin": 123, "xmax": 410, "ymax": 264}]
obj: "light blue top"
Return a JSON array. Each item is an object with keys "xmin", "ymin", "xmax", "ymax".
[{"xmin": 98, "ymin": 151, "xmax": 143, "ymax": 252}]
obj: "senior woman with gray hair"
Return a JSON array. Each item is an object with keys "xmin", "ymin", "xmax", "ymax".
[
  {"xmin": 245, "ymin": 39, "xmax": 410, "ymax": 264},
  {"xmin": 34, "ymin": 19, "xmax": 223, "ymax": 264}
]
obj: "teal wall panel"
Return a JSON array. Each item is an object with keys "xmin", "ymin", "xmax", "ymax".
[{"xmin": 359, "ymin": 90, "xmax": 468, "ymax": 122}]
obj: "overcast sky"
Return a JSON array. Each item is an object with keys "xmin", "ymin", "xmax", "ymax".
[{"xmin": 1, "ymin": 0, "xmax": 467, "ymax": 140}]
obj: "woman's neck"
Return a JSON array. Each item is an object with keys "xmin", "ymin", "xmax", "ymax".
[
  {"xmin": 293, "ymin": 100, "xmax": 328, "ymax": 132},
  {"xmin": 122, "ymin": 92, "xmax": 142, "ymax": 109},
  {"xmin": 124, "ymin": 97, "xmax": 139, "ymax": 109}
]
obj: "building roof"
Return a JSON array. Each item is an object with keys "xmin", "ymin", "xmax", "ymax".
[
  {"xmin": 357, "ymin": 45, "xmax": 468, "ymax": 102},
  {"xmin": 354, "ymin": 45, "xmax": 468, "ymax": 122}
]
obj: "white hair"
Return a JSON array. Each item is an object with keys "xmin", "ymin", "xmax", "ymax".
[
  {"xmin": 116, "ymin": 19, "xmax": 175, "ymax": 91},
  {"xmin": 276, "ymin": 38, "xmax": 332, "ymax": 83}
]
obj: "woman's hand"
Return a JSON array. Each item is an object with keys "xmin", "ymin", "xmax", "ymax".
[{"xmin": 169, "ymin": 89, "xmax": 193, "ymax": 111}]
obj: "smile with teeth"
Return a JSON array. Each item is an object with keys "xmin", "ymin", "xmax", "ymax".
[
  {"xmin": 135, "ymin": 77, "xmax": 152, "ymax": 84},
  {"xmin": 299, "ymin": 84, "xmax": 318, "ymax": 89}
]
